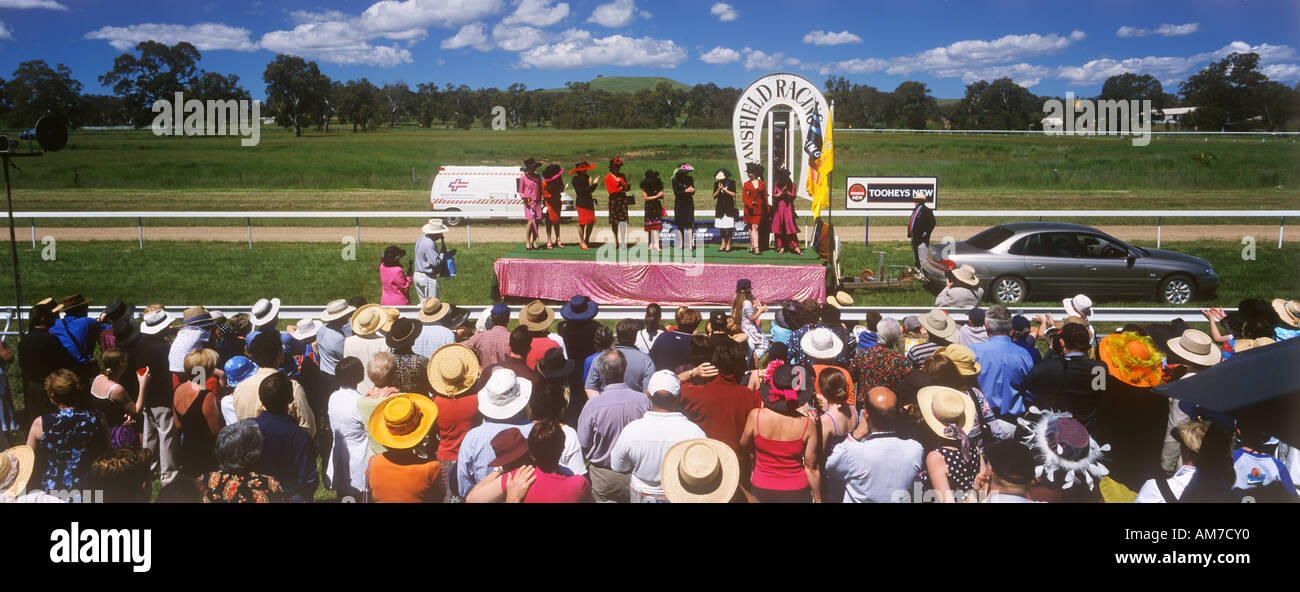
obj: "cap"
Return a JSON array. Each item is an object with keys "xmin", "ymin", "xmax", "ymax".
[
  {"xmin": 903, "ymin": 315, "xmax": 922, "ymax": 332},
  {"xmin": 490, "ymin": 302, "xmax": 510, "ymax": 317},
  {"xmin": 1012, "ymin": 315, "xmax": 1031, "ymax": 332},
  {"xmin": 646, "ymin": 369, "xmax": 682, "ymax": 397}
]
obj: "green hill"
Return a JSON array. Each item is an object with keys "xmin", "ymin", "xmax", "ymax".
[{"xmin": 543, "ymin": 76, "xmax": 692, "ymax": 94}]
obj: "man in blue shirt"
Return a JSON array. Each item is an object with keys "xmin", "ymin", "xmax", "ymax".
[
  {"xmin": 251, "ymin": 372, "xmax": 318, "ymax": 502},
  {"xmin": 457, "ymin": 367, "xmax": 534, "ymax": 497},
  {"xmin": 49, "ymin": 294, "xmax": 106, "ymax": 382},
  {"xmin": 970, "ymin": 306, "xmax": 1034, "ymax": 432},
  {"xmin": 413, "ymin": 219, "xmax": 449, "ymax": 301}
]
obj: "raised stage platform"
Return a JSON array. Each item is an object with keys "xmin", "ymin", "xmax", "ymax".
[{"xmin": 494, "ymin": 244, "xmax": 827, "ymax": 306}]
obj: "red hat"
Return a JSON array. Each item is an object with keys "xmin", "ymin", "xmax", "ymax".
[{"xmin": 488, "ymin": 428, "xmax": 533, "ymax": 468}]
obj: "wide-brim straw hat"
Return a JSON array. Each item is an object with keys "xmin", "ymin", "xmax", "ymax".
[
  {"xmin": 918, "ymin": 309, "xmax": 959, "ymax": 340},
  {"xmin": 52, "ymin": 293, "xmax": 92, "ymax": 313},
  {"xmin": 518, "ymin": 300, "xmax": 555, "ymax": 332},
  {"xmin": 1099, "ymin": 332, "xmax": 1165, "ymax": 388},
  {"xmin": 951, "ymin": 264, "xmax": 980, "ymax": 288},
  {"xmin": 418, "ymin": 297, "xmax": 451, "ymax": 323},
  {"xmin": 1166, "ymin": 329, "xmax": 1222, "ymax": 367},
  {"xmin": 422, "ymin": 218, "xmax": 448, "ymax": 235},
  {"xmin": 320, "ymin": 299, "xmax": 356, "ymax": 322},
  {"xmin": 368, "ymin": 394, "xmax": 439, "ymax": 450},
  {"xmin": 935, "ymin": 344, "xmax": 981, "ymax": 376},
  {"xmin": 661, "ymin": 438, "xmax": 740, "ymax": 503},
  {"xmin": 426, "ymin": 343, "xmax": 481, "ymax": 397},
  {"xmin": 251, "ymin": 298, "xmax": 281, "ymax": 327},
  {"xmin": 827, "ymin": 291, "xmax": 854, "ymax": 308},
  {"xmin": 182, "ymin": 305, "xmax": 216, "ymax": 328},
  {"xmin": 1234, "ymin": 337, "xmax": 1275, "ymax": 353},
  {"xmin": 350, "ymin": 304, "xmax": 386, "ymax": 336},
  {"xmin": 1272, "ymin": 298, "xmax": 1300, "ymax": 328},
  {"xmin": 0, "ymin": 445, "xmax": 35, "ymax": 499},
  {"xmin": 139, "ymin": 308, "xmax": 174, "ymax": 335},
  {"xmin": 800, "ymin": 327, "xmax": 843, "ymax": 360},
  {"xmin": 380, "ymin": 307, "xmax": 401, "ymax": 333},
  {"xmin": 293, "ymin": 318, "xmax": 322, "ymax": 341},
  {"xmin": 917, "ymin": 386, "xmax": 976, "ymax": 441}
]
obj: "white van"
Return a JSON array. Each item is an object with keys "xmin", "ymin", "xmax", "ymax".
[{"xmin": 430, "ymin": 165, "xmax": 573, "ymax": 226}]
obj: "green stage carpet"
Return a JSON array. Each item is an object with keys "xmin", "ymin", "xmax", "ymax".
[{"xmin": 501, "ymin": 244, "xmax": 824, "ymax": 266}]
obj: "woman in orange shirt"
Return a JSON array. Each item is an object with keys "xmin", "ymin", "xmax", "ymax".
[{"xmin": 366, "ymin": 393, "xmax": 444, "ymax": 503}]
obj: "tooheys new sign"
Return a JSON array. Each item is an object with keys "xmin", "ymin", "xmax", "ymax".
[
  {"xmin": 845, "ymin": 176, "xmax": 938, "ymax": 210},
  {"xmin": 732, "ymin": 73, "xmax": 831, "ymax": 200}
]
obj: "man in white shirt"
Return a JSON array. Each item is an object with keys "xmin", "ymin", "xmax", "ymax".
[
  {"xmin": 324, "ymin": 357, "xmax": 368, "ymax": 499},
  {"xmin": 826, "ymin": 387, "xmax": 923, "ymax": 503},
  {"xmin": 1136, "ymin": 420, "xmax": 1208, "ymax": 503},
  {"xmin": 610, "ymin": 370, "xmax": 705, "ymax": 503},
  {"xmin": 343, "ymin": 305, "xmax": 393, "ymax": 394}
]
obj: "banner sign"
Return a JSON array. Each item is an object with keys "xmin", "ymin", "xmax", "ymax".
[
  {"xmin": 732, "ymin": 73, "xmax": 831, "ymax": 201},
  {"xmin": 845, "ymin": 176, "xmax": 937, "ymax": 210}
]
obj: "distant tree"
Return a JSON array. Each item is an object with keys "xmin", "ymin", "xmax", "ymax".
[
  {"xmin": 263, "ymin": 55, "xmax": 330, "ymax": 136},
  {"xmin": 683, "ymin": 83, "xmax": 739, "ymax": 128},
  {"xmin": 505, "ymin": 83, "xmax": 530, "ymax": 128},
  {"xmin": 650, "ymin": 81, "xmax": 687, "ymax": 128},
  {"xmin": 321, "ymin": 80, "xmax": 344, "ymax": 131},
  {"xmin": 823, "ymin": 76, "xmax": 891, "ymax": 128},
  {"xmin": 78, "ymin": 94, "xmax": 130, "ymax": 126},
  {"xmin": 187, "ymin": 72, "xmax": 250, "ymax": 103},
  {"xmin": 891, "ymin": 81, "xmax": 936, "ymax": 129},
  {"xmin": 951, "ymin": 78, "xmax": 1040, "ymax": 130},
  {"xmin": 99, "ymin": 41, "xmax": 202, "ymax": 127},
  {"xmin": 337, "ymin": 79, "xmax": 380, "ymax": 132},
  {"xmin": 1180, "ymin": 52, "xmax": 1270, "ymax": 131},
  {"xmin": 8, "ymin": 60, "xmax": 84, "ymax": 128},
  {"xmin": 1254, "ymin": 80, "xmax": 1299, "ymax": 131},
  {"xmin": 530, "ymin": 90, "xmax": 556, "ymax": 127},
  {"xmin": 415, "ymin": 82, "xmax": 441, "ymax": 127},
  {"xmin": 380, "ymin": 82, "xmax": 414, "ymax": 128}
]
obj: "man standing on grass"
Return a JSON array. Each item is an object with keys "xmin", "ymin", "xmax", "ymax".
[
  {"xmin": 413, "ymin": 219, "xmax": 449, "ymax": 301},
  {"xmin": 578, "ymin": 349, "xmax": 651, "ymax": 502},
  {"xmin": 907, "ymin": 193, "xmax": 935, "ymax": 269},
  {"xmin": 611, "ymin": 370, "xmax": 705, "ymax": 503}
]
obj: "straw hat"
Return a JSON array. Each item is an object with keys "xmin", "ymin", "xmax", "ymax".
[
  {"xmin": 1098, "ymin": 332, "xmax": 1165, "ymax": 387},
  {"xmin": 800, "ymin": 327, "xmax": 844, "ymax": 360},
  {"xmin": 827, "ymin": 291, "xmax": 854, "ymax": 308},
  {"xmin": 661, "ymin": 438, "xmax": 740, "ymax": 503},
  {"xmin": 1272, "ymin": 299, "xmax": 1300, "ymax": 328},
  {"xmin": 293, "ymin": 318, "xmax": 321, "ymax": 341},
  {"xmin": 917, "ymin": 386, "xmax": 976, "ymax": 441},
  {"xmin": 350, "ymin": 304, "xmax": 386, "ymax": 336},
  {"xmin": 950, "ymin": 264, "xmax": 979, "ymax": 288},
  {"xmin": 251, "ymin": 298, "xmax": 281, "ymax": 327},
  {"xmin": 477, "ymin": 367, "xmax": 532, "ymax": 420},
  {"xmin": 182, "ymin": 306, "xmax": 216, "ymax": 328},
  {"xmin": 426, "ymin": 344, "xmax": 481, "ymax": 397},
  {"xmin": 918, "ymin": 309, "xmax": 958, "ymax": 340},
  {"xmin": 320, "ymin": 299, "xmax": 356, "ymax": 322},
  {"xmin": 139, "ymin": 308, "xmax": 174, "ymax": 335},
  {"xmin": 518, "ymin": 299, "xmax": 555, "ymax": 332},
  {"xmin": 1166, "ymin": 329, "xmax": 1222, "ymax": 367},
  {"xmin": 1063, "ymin": 294, "xmax": 1093, "ymax": 318},
  {"xmin": 417, "ymin": 297, "xmax": 451, "ymax": 323},
  {"xmin": 368, "ymin": 394, "xmax": 439, "ymax": 450},
  {"xmin": 52, "ymin": 293, "xmax": 92, "ymax": 313},
  {"xmin": 1234, "ymin": 337, "xmax": 1275, "ymax": 353},
  {"xmin": 422, "ymin": 218, "xmax": 448, "ymax": 236},
  {"xmin": 935, "ymin": 344, "xmax": 980, "ymax": 375},
  {"xmin": 380, "ymin": 307, "xmax": 401, "ymax": 333},
  {"xmin": 0, "ymin": 445, "xmax": 34, "ymax": 499}
]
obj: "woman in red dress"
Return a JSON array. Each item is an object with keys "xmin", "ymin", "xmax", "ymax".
[
  {"xmin": 742, "ymin": 162, "xmax": 767, "ymax": 255},
  {"xmin": 770, "ymin": 167, "xmax": 802, "ymax": 255},
  {"xmin": 570, "ymin": 160, "xmax": 599, "ymax": 250},
  {"xmin": 541, "ymin": 164, "xmax": 566, "ymax": 249}
]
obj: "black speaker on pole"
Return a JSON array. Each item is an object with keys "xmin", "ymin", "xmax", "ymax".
[{"xmin": 5, "ymin": 115, "xmax": 68, "ymax": 333}]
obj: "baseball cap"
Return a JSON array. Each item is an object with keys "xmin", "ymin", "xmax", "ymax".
[
  {"xmin": 903, "ymin": 315, "xmax": 922, "ymax": 333},
  {"xmin": 1012, "ymin": 315, "xmax": 1031, "ymax": 333},
  {"xmin": 646, "ymin": 369, "xmax": 682, "ymax": 397}
]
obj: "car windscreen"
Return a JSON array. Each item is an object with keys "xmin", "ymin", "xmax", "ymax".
[{"xmin": 966, "ymin": 227, "xmax": 1016, "ymax": 250}]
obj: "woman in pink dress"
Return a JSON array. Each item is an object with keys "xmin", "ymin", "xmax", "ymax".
[
  {"xmin": 379, "ymin": 245, "xmax": 412, "ymax": 305},
  {"xmin": 770, "ymin": 167, "xmax": 802, "ymax": 255},
  {"xmin": 519, "ymin": 157, "xmax": 544, "ymax": 250}
]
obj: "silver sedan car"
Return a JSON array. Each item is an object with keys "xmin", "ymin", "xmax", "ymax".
[{"xmin": 920, "ymin": 222, "xmax": 1220, "ymax": 305}]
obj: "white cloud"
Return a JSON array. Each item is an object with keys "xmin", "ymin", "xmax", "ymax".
[
  {"xmin": 803, "ymin": 30, "xmax": 862, "ymax": 46},
  {"xmin": 1262, "ymin": 63, "xmax": 1300, "ymax": 81},
  {"xmin": 699, "ymin": 46, "xmax": 740, "ymax": 65},
  {"xmin": 742, "ymin": 47, "xmax": 799, "ymax": 71},
  {"xmin": 817, "ymin": 30, "xmax": 1082, "ymax": 79},
  {"xmin": 260, "ymin": 21, "xmax": 413, "ymax": 66},
  {"xmin": 710, "ymin": 2, "xmax": 737, "ymax": 22},
  {"xmin": 1117, "ymin": 22, "xmax": 1200, "ymax": 38},
  {"xmin": 492, "ymin": 22, "xmax": 546, "ymax": 51},
  {"xmin": 289, "ymin": 9, "xmax": 351, "ymax": 25},
  {"xmin": 0, "ymin": 21, "xmax": 11, "ymax": 41},
  {"xmin": 586, "ymin": 0, "xmax": 647, "ymax": 28},
  {"xmin": 1055, "ymin": 41, "xmax": 1297, "ymax": 85},
  {"xmin": 0, "ymin": 0, "xmax": 67, "ymax": 10},
  {"xmin": 441, "ymin": 22, "xmax": 493, "ymax": 51},
  {"xmin": 958, "ymin": 63, "xmax": 1052, "ymax": 87},
  {"xmin": 502, "ymin": 0, "xmax": 569, "ymax": 27},
  {"xmin": 85, "ymin": 23, "xmax": 259, "ymax": 52},
  {"xmin": 516, "ymin": 28, "xmax": 685, "ymax": 69},
  {"xmin": 358, "ymin": 0, "xmax": 504, "ymax": 33}
]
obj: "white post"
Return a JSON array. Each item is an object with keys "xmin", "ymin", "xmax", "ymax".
[
  {"xmin": 247, "ymin": 217, "xmax": 252, "ymax": 248},
  {"xmin": 1156, "ymin": 216, "xmax": 1162, "ymax": 248},
  {"xmin": 467, "ymin": 216, "xmax": 472, "ymax": 248},
  {"xmin": 1280, "ymin": 217, "xmax": 1285, "ymax": 249},
  {"xmin": 138, "ymin": 217, "xmax": 143, "ymax": 249}
]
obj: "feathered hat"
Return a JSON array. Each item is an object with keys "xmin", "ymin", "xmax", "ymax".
[{"xmin": 1017, "ymin": 407, "xmax": 1110, "ymax": 491}]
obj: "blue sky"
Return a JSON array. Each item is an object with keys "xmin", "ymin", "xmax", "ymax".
[{"xmin": 0, "ymin": 0, "xmax": 1297, "ymax": 99}]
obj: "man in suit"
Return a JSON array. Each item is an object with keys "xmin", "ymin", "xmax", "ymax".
[{"xmin": 907, "ymin": 193, "xmax": 935, "ymax": 269}]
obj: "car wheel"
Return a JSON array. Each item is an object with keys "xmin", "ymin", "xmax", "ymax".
[
  {"xmin": 442, "ymin": 209, "xmax": 463, "ymax": 227},
  {"xmin": 1159, "ymin": 274, "xmax": 1194, "ymax": 305},
  {"xmin": 991, "ymin": 275, "xmax": 1028, "ymax": 304}
]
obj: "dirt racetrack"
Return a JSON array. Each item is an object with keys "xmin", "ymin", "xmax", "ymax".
[{"xmin": 26, "ymin": 224, "xmax": 1295, "ymax": 244}]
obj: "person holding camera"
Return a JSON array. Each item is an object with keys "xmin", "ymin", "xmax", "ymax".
[{"xmin": 413, "ymin": 218, "xmax": 455, "ymax": 301}]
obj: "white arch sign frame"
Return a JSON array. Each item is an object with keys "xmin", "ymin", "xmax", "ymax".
[{"xmin": 732, "ymin": 72, "xmax": 830, "ymax": 202}]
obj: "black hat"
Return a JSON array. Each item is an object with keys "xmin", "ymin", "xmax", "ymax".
[
  {"xmin": 745, "ymin": 162, "xmax": 764, "ymax": 177},
  {"xmin": 774, "ymin": 167, "xmax": 793, "ymax": 185},
  {"xmin": 103, "ymin": 300, "xmax": 134, "ymax": 323},
  {"xmin": 775, "ymin": 301, "xmax": 801, "ymax": 330},
  {"xmin": 523, "ymin": 157, "xmax": 541, "ymax": 171},
  {"xmin": 382, "ymin": 245, "xmax": 406, "ymax": 265},
  {"xmin": 986, "ymin": 439, "xmax": 1035, "ymax": 486},
  {"xmin": 439, "ymin": 304, "xmax": 470, "ymax": 330},
  {"xmin": 758, "ymin": 361, "xmax": 813, "ymax": 410},
  {"xmin": 541, "ymin": 163, "xmax": 562, "ymax": 178},
  {"xmin": 644, "ymin": 169, "xmax": 660, "ymax": 180},
  {"xmin": 536, "ymin": 348, "xmax": 574, "ymax": 379},
  {"xmin": 609, "ymin": 157, "xmax": 623, "ymax": 168},
  {"xmin": 386, "ymin": 317, "xmax": 423, "ymax": 350},
  {"xmin": 113, "ymin": 318, "xmax": 141, "ymax": 349}
]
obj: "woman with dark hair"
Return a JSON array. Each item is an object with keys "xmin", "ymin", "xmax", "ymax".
[
  {"xmin": 740, "ymin": 360, "xmax": 821, "ymax": 502},
  {"xmin": 672, "ymin": 164, "xmax": 696, "ymax": 250},
  {"xmin": 467, "ymin": 421, "xmax": 592, "ymax": 503},
  {"xmin": 199, "ymin": 419, "xmax": 290, "ymax": 503},
  {"xmin": 528, "ymin": 376, "xmax": 586, "ymax": 476},
  {"xmin": 712, "ymin": 168, "xmax": 738, "ymax": 252},
  {"xmin": 541, "ymin": 164, "xmax": 566, "ymax": 249},
  {"xmin": 917, "ymin": 385, "xmax": 984, "ymax": 503},
  {"xmin": 641, "ymin": 169, "xmax": 665, "ymax": 251},
  {"xmin": 27, "ymin": 369, "xmax": 109, "ymax": 492},
  {"xmin": 379, "ymin": 245, "xmax": 412, "ymax": 305},
  {"xmin": 520, "ymin": 157, "xmax": 543, "ymax": 250},
  {"xmin": 636, "ymin": 303, "xmax": 663, "ymax": 354},
  {"xmin": 605, "ymin": 157, "xmax": 631, "ymax": 250},
  {"xmin": 770, "ymin": 167, "xmax": 801, "ymax": 254},
  {"xmin": 732, "ymin": 279, "xmax": 768, "ymax": 360},
  {"xmin": 742, "ymin": 162, "xmax": 767, "ymax": 254},
  {"xmin": 570, "ymin": 161, "xmax": 600, "ymax": 250}
]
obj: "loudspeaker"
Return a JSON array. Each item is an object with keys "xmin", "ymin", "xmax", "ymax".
[{"xmin": 18, "ymin": 116, "xmax": 67, "ymax": 152}]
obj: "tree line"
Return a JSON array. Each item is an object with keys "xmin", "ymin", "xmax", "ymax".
[{"xmin": 1, "ymin": 40, "xmax": 1297, "ymax": 133}]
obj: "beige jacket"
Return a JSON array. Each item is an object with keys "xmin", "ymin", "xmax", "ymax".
[{"xmin": 232, "ymin": 367, "xmax": 317, "ymax": 437}]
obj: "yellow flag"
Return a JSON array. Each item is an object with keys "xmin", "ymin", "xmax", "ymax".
[{"xmin": 809, "ymin": 107, "xmax": 834, "ymax": 219}]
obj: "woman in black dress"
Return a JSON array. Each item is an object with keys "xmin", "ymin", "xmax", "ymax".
[
  {"xmin": 712, "ymin": 168, "xmax": 739, "ymax": 252},
  {"xmin": 641, "ymin": 169, "xmax": 665, "ymax": 251},
  {"xmin": 605, "ymin": 157, "xmax": 631, "ymax": 249},
  {"xmin": 672, "ymin": 164, "xmax": 696, "ymax": 250}
]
